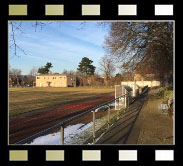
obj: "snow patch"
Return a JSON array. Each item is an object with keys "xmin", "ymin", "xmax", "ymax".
[{"xmin": 25, "ymin": 102, "xmax": 115, "ymax": 145}]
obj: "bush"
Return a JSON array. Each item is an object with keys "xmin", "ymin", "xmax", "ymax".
[
  {"xmin": 159, "ymin": 87, "xmax": 165, "ymax": 97},
  {"xmin": 159, "ymin": 86, "xmax": 173, "ymax": 103},
  {"xmin": 164, "ymin": 90, "xmax": 173, "ymax": 100}
]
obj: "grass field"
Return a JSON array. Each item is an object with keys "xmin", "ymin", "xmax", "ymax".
[{"xmin": 9, "ymin": 87, "xmax": 114, "ymax": 117}]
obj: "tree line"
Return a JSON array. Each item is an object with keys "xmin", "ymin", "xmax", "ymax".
[{"xmin": 9, "ymin": 57, "xmax": 127, "ymax": 87}]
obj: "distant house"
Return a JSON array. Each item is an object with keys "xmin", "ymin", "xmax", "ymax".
[
  {"xmin": 87, "ymin": 75, "xmax": 104, "ymax": 86},
  {"xmin": 35, "ymin": 74, "xmax": 76, "ymax": 87}
]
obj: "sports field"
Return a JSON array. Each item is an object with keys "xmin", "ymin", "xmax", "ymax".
[{"xmin": 9, "ymin": 87, "xmax": 114, "ymax": 117}]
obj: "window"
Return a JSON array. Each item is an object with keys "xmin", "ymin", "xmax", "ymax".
[
  {"xmin": 37, "ymin": 77, "xmax": 40, "ymax": 79},
  {"xmin": 59, "ymin": 77, "xmax": 62, "ymax": 80},
  {"xmin": 53, "ymin": 77, "xmax": 56, "ymax": 80}
]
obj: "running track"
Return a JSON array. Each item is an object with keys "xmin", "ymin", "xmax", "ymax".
[{"xmin": 9, "ymin": 92, "xmax": 114, "ymax": 144}]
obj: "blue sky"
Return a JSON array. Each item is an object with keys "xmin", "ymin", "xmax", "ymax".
[{"xmin": 9, "ymin": 21, "xmax": 110, "ymax": 75}]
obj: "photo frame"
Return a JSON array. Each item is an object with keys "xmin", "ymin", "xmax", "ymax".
[{"xmin": 0, "ymin": 0, "xmax": 179, "ymax": 166}]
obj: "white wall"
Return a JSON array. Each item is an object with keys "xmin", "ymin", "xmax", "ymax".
[{"xmin": 121, "ymin": 80, "xmax": 160, "ymax": 88}]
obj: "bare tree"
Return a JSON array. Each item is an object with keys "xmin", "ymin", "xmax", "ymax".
[
  {"xmin": 9, "ymin": 21, "xmax": 53, "ymax": 58},
  {"xmin": 11, "ymin": 68, "xmax": 21, "ymax": 76},
  {"xmin": 29, "ymin": 67, "xmax": 38, "ymax": 76},
  {"xmin": 10, "ymin": 68, "xmax": 22, "ymax": 86},
  {"xmin": 62, "ymin": 69, "xmax": 75, "ymax": 75},
  {"xmin": 99, "ymin": 54, "xmax": 116, "ymax": 86},
  {"xmin": 104, "ymin": 22, "xmax": 173, "ymax": 80},
  {"xmin": 99, "ymin": 54, "xmax": 115, "ymax": 79},
  {"xmin": 9, "ymin": 64, "xmax": 12, "ymax": 75},
  {"xmin": 9, "ymin": 21, "xmax": 95, "ymax": 58}
]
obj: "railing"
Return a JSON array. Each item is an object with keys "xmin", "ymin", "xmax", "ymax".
[{"xmin": 15, "ymin": 92, "xmax": 131, "ymax": 145}]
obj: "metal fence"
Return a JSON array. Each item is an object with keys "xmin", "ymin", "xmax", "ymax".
[
  {"xmin": 15, "ymin": 92, "xmax": 131, "ymax": 145},
  {"xmin": 15, "ymin": 85, "xmax": 150, "ymax": 145}
]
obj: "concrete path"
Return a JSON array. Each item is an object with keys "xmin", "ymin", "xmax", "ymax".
[
  {"xmin": 96, "ymin": 88, "xmax": 173, "ymax": 145},
  {"xmin": 135, "ymin": 88, "xmax": 173, "ymax": 144}
]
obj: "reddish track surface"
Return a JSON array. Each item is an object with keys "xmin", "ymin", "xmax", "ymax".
[{"xmin": 9, "ymin": 93, "xmax": 114, "ymax": 144}]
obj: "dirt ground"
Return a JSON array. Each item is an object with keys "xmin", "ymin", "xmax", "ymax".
[
  {"xmin": 135, "ymin": 88, "xmax": 174, "ymax": 144},
  {"xmin": 9, "ymin": 93, "xmax": 114, "ymax": 144}
]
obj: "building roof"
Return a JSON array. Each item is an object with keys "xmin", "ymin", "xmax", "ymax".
[{"xmin": 36, "ymin": 74, "xmax": 74, "ymax": 76}]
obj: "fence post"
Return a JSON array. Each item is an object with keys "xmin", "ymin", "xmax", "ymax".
[
  {"xmin": 139, "ymin": 87, "xmax": 142, "ymax": 94},
  {"xmin": 117, "ymin": 98, "xmax": 120, "ymax": 119},
  {"xmin": 107, "ymin": 105, "xmax": 110, "ymax": 128},
  {"xmin": 123, "ymin": 95, "xmax": 125, "ymax": 113},
  {"xmin": 124, "ymin": 90, "xmax": 127, "ymax": 108},
  {"xmin": 126, "ymin": 92, "xmax": 128, "ymax": 108},
  {"xmin": 92, "ymin": 110, "xmax": 96, "ymax": 144},
  {"xmin": 61, "ymin": 125, "xmax": 64, "ymax": 145},
  {"xmin": 118, "ymin": 98, "xmax": 119, "ymax": 110}
]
